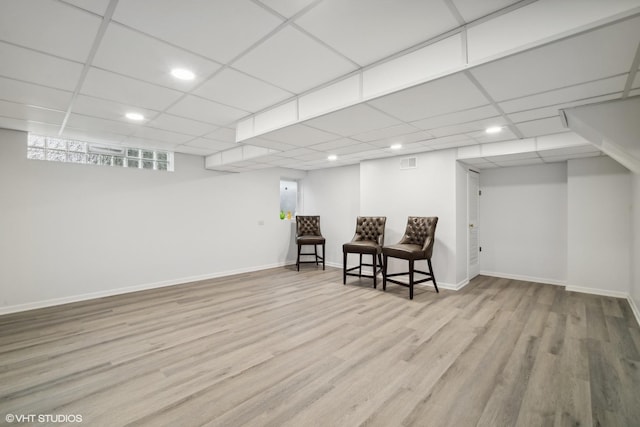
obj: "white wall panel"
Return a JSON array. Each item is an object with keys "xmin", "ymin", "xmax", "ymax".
[
  {"xmin": 0, "ymin": 129, "xmax": 298, "ymax": 312},
  {"xmin": 567, "ymin": 156, "xmax": 631, "ymax": 295},
  {"xmin": 480, "ymin": 162, "xmax": 568, "ymax": 284}
]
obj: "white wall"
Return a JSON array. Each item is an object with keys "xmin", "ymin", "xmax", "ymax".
[
  {"xmin": 479, "ymin": 163, "xmax": 568, "ymax": 284},
  {"xmin": 632, "ymin": 173, "xmax": 640, "ymax": 314},
  {"xmin": 300, "ymin": 164, "xmax": 360, "ymax": 267},
  {"xmin": 567, "ymin": 156, "xmax": 631, "ymax": 296},
  {"xmin": 359, "ymin": 149, "xmax": 460, "ymax": 288},
  {"xmin": 0, "ymin": 129, "xmax": 300, "ymax": 313}
]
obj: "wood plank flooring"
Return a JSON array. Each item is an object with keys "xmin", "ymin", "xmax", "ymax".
[{"xmin": 1, "ymin": 267, "xmax": 639, "ymax": 426}]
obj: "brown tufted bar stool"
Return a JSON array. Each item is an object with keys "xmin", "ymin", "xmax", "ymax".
[
  {"xmin": 382, "ymin": 216, "xmax": 438, "ymax": 299},
  {"xmin": 296, "ymin": 216, "xmax": 325, "ymax": 271},
  {"xmin": 343, "ymin": 216, "xmax": 386, "ymax": 288}
]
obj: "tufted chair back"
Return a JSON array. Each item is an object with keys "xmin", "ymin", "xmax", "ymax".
[
  {"xmin": 353, "ymin": 216, "xmax": 386, "ymax": 245},
  {"xmin": 296, "ymin": 216, "xmax": 321, "ymax": 237},
  {"xmin": 399, "ymin": 216, "xmax": 438, "ymax": 257}
]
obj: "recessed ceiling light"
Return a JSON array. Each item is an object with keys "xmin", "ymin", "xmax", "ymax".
[
  {"xmin": 125, "ymin": 112, "xmax": 145, "ymax": 121},
  {"xmin": 327, "ymin": 154, "xmax": 337, "ymax": 161},
  {"xmin": 390, "ymin": 143, "xmax": 402, "ymax": 150},
  {"xmin": 485, "ymin": 126, "xmax": 503, "ymax": 134},
  {"xmin": 171, "ymin": 68, "xmax": 195, "ymax": 81}
]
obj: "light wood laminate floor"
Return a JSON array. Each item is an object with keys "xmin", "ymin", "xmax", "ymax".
[{"xmin": 1, "ymin": 267, "xmax": 639, "ymax": 426}]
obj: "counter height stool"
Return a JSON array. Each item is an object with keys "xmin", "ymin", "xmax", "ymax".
[
  {"xmin": 382, "ymin": 216, "xmax": 438, "ymax": 299},
  {"xmin": 343, "ymin": 216, "xmax": 386, "ymax": 288},
  {"xmin": 296, "ymin": 215, "xmax": 325, "ymax": 271}
]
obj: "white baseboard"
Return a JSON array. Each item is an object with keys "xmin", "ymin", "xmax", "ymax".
[
  {"xmin": 564, "ymin": 285, "xmax": 630, "ymax": 299},
  {"xmin": 627, "ymin": 296, "xmax": 640, "ymax": 328},
  {"xmin": 480, "ymin": 271, "xmax": 566, "ymax": 287},
  {"xmin": 0, "ymin": 260, "xmax": 296, "ymax": 316}
]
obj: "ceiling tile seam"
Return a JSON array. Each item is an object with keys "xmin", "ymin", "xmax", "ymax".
[
  {"xmin": 504, "ymin": 91, "xmax": 625, "ymax": 118},
  {"xmin": 0, "ymin": 98, "xmax": 65, "ymax": 114},
  {"xmin": 55, "ymin": 0, "xmax": 106, "ymax": 18},
  {"xmin": 496, "ymin": 73, "xmax": 629, "ymax": 104},
  {"xmin": 415, "ymin": 114, "xmax": 505, "ymax": 132},
  {"xmin": 622, "ymin": 40, "xmax": 640, "ymax": 97},
  {"xmin": 463, "ymin": 70, "xmax": 525, "ymax": 139},
  {"xmin": 442, "ymin": 0, "xmax": 466, "ymax": 26},
  {"xmin": 363, "ymin": 103, "xmax": 429, "ymax": 133},
  {"xmin": 0, "ymin": 74, "xmax": 74, "ymax": 96},
  {"xmin": 0, "ymin": 114, "xmax": 62, "ymax": 128},
  {"xmin": 464, "ymin": 0, "xmax": 539, "ymax": 29},
  {"xmin": 0, "ymin": 39, "xmax": 86, "ymax": 67},
  {"xmin": 58, "ymin": 0, "xmax": 120, "ymax": 136},
  {"xmin": 289, "ymin": 22, "xmax": 361, "ymax": 68}
]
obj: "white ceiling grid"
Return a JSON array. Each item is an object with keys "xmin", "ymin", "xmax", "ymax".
[{"xmin": 0, "ymin": 0, "xmax": 639, "ymax": 172}]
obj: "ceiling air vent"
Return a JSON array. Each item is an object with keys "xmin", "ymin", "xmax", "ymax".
[{"xmin": 400, "ymin": 157, "xmax": 417, "ymax": 170}]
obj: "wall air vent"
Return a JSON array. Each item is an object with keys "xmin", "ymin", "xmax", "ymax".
[
  {"xmin": 400, "ymin": 157, "xmax": 417, "ymax": 170},
  {"xmin": 88, "ymin": 144, "xmax": 125, "ymax": 155}
]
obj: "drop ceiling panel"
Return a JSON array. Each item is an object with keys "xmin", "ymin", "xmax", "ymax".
[
  {"xmin": 506, "ymin": 93, "xmax": 622, "ymax": 123},
  {"xmin": 112, "ymin": 0, "xmax": 283, "ymax": 63},
  {"xmin": 366, "ymin": 130, "xmax": 434, "ymax": 148},
  {"xmin": 121, "ymin": 137, "xmax": 179, "ymax": 151},
  {"xmin": 0, "ymin": 100, "xmax": 64, "ymax": 124},
  {"xmin": 60, "ymin": 0, "xmax": 111, "ymax": 15},
  {"xmin": 167, "ymin": 95, "xmax": 248, "ymax": 126},
  {"xmin": 516, "ymin": 116, "xmax": 569, "ymax": 138},
  {"xmin": 257, "ymin": 0, "xmax": 317, "ymax": 18},
  {"xmin": 204, "ymin": 127, "xmax": 236, "ymax": 143},
  {"xmin": 467, "ymin": 127, "xmax": 518, "ymax": 144},
  {"xmin": 295, "ymin": 0, "xmax": 459, "ymax": 66},
  {"xmin": 0, "ymin": 77, "xmax": 72, "ymax": 111},
  {"xmin": 499, "ymin": 75, "xmax": 627, "ymax": 114},
  {"xmin": 541, "ymin": 152, "xmax": 602, "ymax": 163},
  {"xmin": 305, "ymin": 104, "xmax": 401, "ymax": 136},
  {"xmin": 633, "ymin": 71, "xmax": 640, "ymax": 88},
  {"xmin": 0, "ymin": 0, "xmax": 101, "ymax": 61},
  {"xmin": 147, "ymin": 113, "xmax": 219, "ymax": 137},
  {"xmin": 0, "ymin": 117, "xmax": 61, "ymax": 134},
  {"xmin": 194, "ymin": 68, "xmax": 292, "ymax": 112},
  {"xmin": 261, "ymin": 124, "xmax": 339, "ymax": 146},
  {"xmin": 470, "ymin": 16, "xmax": 640, "ymax": 101},
  {"xmin": 411, "ymin": 104, "xmax": 499, "ymax": 131},
  {"xmin": 65, "ymin": 114, "xmax": 138, "ymax": 136},
  {"xmin": 0, "ymin": 42, "xmax": 84, "ymax": 91},
  {"xmin": 184, "ymin": 138, "xmax": 236, "ymax": 152},
  {"xmin": 92, "ymin": 24, "xmax": 222, "ymax": 91},
  {"xmin": 131, "ymin": 127, "xmax": 193, "ymax": 144},
  {"xmin": 233, "ymin": 26, "xmax": 357, "ymax": 94},
  {"xmin": 72, "ymin": 95, "xmax": 159, "ymax": 123},
  {"xmin": 368, "ymin": 73, "xmax": 490, "ymax": 122},
  {"xmin": 310, "ymin": 139, "xmax": 376, "ymax": 155},
  {"xmin": 429, "ymin": 116, "xmax": 507, "ymax": 138},
  {"xmin": 352, "ymin": 123, "xmax": 421, "ymax": 142},
  {"xmin": 451, "ymin": 0, "xmax": 523, "ymax": 22},
  {"xmin": 61, "ymin": 127, "xmax": 127, "ymax": 145},
  {"xmin": 81, "ymin": 68, "xmax": 184, "ymax": 111}
]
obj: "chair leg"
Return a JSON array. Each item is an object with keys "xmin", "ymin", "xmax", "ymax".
[
  {"xmin": 372, "ymin": 253, "xmax": 377, "ymax": 289},
  {"xmin": 382, "ymin": 254, "xmax": 388, "ymax": 291},
  {"xmin": 343, "ymin": 252, "xmax": 347, "ymax": 284},
  {"xmin": 314, "ymin": 244, "xmax": 319, "ymax": 266},
  {"xmin": 409, "ymin": 259, "xmax": 414, "ymax": 300},
  {"xmin": 358, "ymin": 254, "xmax": 362, "ymax": 277},
  {"xmin": 297, "ymin": 243, "xmax": 301, "ymax": 271},
  {"xmin": 428, "ymin": 258, "xmax": 439, "ymax": 293},
  {"xmin": 322, "ymin": 243, "xmax": 325, "ymax": 270}
]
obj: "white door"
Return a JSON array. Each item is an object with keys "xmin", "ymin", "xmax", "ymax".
[{"xmin": 468, "ymin": 171, "xmax": 480, "ymax": 279}]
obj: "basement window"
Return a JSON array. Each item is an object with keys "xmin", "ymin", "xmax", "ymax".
[
  {"xmin": 27, "ymin": 134, "xmax": 174, "ymax": 171},
  {"xmin": 279, "ymin": 179, "xmax": 298, "ymax": 220}
]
